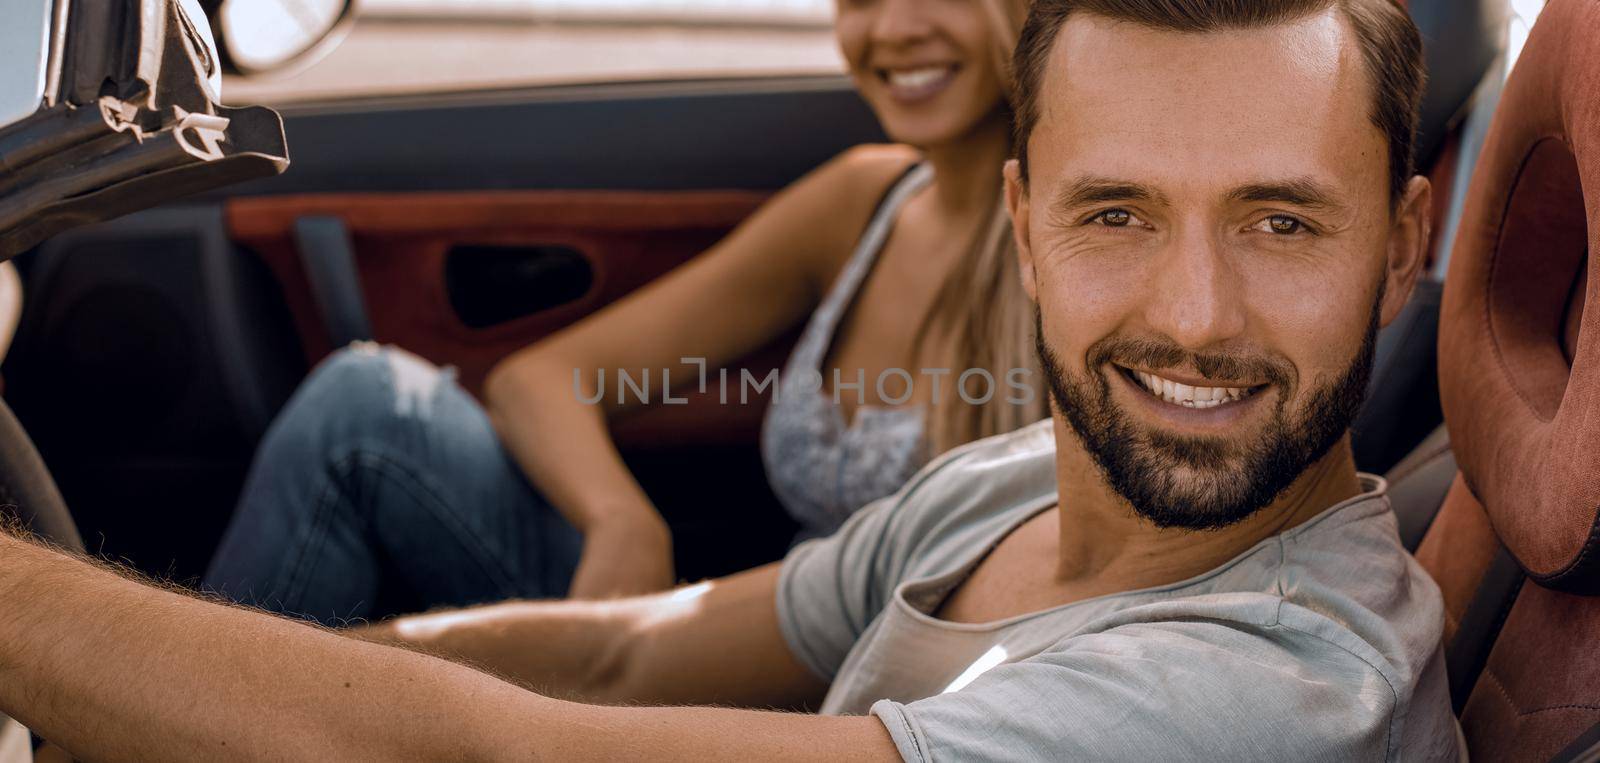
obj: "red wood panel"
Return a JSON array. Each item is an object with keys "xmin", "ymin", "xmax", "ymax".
[{"xmin": 226, "ymin": 190, "xmax": 791, "ymax": 447}]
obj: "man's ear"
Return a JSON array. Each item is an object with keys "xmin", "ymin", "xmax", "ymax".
[
  {"xmin": 1004, "ymin": 159, "xmax": 1038, "ymax": 303},
  {"xmin": 1379, "ymin": 175, "xmax": 1432, "ymax": 327}
]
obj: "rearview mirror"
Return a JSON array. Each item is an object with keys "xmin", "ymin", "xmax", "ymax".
[{"xmin": 208, "ymin": 0, "xmax": 356, "ymax": 75}]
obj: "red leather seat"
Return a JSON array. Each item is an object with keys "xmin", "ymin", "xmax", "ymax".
[{"xmin": 1410, "ymin": 0, "xmax": 1600, "ymax": 759}]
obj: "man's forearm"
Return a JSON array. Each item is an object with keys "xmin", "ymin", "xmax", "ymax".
[
  {"xmin": 0, "ymin": 533, "xmax": 524, "ymax": 761},
  {"xmin": 0, "ymin": 535, "xmax": 896, "ymax": 761}
]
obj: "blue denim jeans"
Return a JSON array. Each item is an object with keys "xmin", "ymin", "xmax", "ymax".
[{"xmin": 203, "ymin": 344, "xmax": 581, "ymax": 625}]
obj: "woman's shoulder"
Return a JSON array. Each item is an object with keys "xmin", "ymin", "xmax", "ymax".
[
  {"xmin": 812, "ymin": 143, "xmax": 923, "ymax": 206},
  {"xmin": 784, "ymin": 144, "xmax": 922, "ymax": 274},
  {"xmin": 829, "ymin": 142, "xmax": 923, "ymax": 174}
]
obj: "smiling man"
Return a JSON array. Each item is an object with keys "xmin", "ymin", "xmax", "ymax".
[{"xmin": 0, "ymin": 0, "xmax": 1457, "ymax": 760}]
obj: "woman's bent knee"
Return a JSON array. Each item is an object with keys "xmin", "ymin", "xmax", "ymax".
[{"xmin": 263, "ymin": 343, "xmax": 456, "ymax": 460}]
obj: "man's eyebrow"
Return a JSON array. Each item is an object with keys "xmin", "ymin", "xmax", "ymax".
[
  {"xmin": 1049, "ymin": 176, "xmax": 1170, "ymax": 212},
  {"xmin": 1227, "ymin": 178, "xmax": 1346, "ymax": 211}
]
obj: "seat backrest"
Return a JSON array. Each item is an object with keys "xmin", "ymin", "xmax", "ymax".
[
  {"xmin": 1384, "ymin": 424, "xmax": 1454, "ymax": 551},
  {"xmin": 1351, "ymin": 0, "xmax": 1507, "ymax": 474},
  {"xmin": 1412, "ymin": 1, "xmax": 1600, "ymax": 760},
  {"xmin": 1406, "ymin": 0, "xmax": 1505, "ymax": 169},
  {"xmin": 1355, "ymin": 278, "xmax": 1444, "ymax": 473}
]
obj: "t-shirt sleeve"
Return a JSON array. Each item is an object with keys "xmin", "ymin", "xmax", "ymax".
[
  {"xmin": 773, "ymin": 433, "xmax": 1012, "ymax": 682},
  {"xmin": 774, "ymin": 491, "xmax": 904, "ymax": 682},
  {"xmin": 870, "ymin": 615, "xmax": 1405, "ymax": 762}
]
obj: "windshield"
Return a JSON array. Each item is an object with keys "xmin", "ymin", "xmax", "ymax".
[
  {"xmin": 224, "ymin": 0, "xmax": 843, "ymax": 104},
  {"xmin": 0, "ymin": 0, "xmax": 53, "ymax": 128}
]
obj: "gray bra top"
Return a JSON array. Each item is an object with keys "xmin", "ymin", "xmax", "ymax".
[{"xmin": 761, "ymin": 162, "xmax": 935, "ymax": 540}]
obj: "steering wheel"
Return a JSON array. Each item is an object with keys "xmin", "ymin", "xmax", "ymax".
[
  {"xmin": 0, "ymin": 395, "xmax": 82, "ymax": 751},
  {"xmin": 0, "ymin": 396, "xmax": 84, "ymax": 554}
]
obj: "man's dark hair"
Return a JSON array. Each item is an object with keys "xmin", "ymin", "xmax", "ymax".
[{"xmin": 1010, "ymin": 0, "xmax": 1425, "ymax": 202}]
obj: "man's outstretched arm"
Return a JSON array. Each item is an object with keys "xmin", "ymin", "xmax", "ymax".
[
  {"xmin": 355, "ymin": 562, "xmax": 827, "ymax": 709},
  {"xmin": 0, "ymin": 533, "xmax": 896, "ymax": 761}
]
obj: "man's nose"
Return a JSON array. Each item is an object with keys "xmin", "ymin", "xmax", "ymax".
[
  {"xmin": 1141, "ymin": 228, "xmax": 1248, "ymax": 352},
  {"xmin": 872, "ymin": 0, "xmax": 934, "ymax": 45}
]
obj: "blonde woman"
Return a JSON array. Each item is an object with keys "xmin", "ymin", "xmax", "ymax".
[{"xmin": 205, "ymin": 0, "xmax": 1042, "ymax": 624}]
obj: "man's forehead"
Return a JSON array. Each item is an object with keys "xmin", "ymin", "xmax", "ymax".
[{"xmin": 1028, "ymin": 8, "xmax": 1387, "ymax": 203}]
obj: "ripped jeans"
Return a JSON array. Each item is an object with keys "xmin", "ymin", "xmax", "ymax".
[{"xmin": 203, "ymin": 344, "xmax": 581, "ymax": 625}]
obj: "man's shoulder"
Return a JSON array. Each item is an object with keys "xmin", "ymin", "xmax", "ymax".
[
  {"xmin": 919, "ymin": 418, "xmax": 1056, "ymax": 480},
  {"xmin": 1269, "ymin": 482, "xmax": 1451, "ymax": 753},
  {"xmin": 898, "ymin": 419, "xmax": 1057, "ymax": 511},
  {"xmin": 1277, "ymin": 482, "xmax": 1440, "ymax": 620},
  {"xmin": 875, "ymin": 419, "xmax": 1060, "ymax": 566}
]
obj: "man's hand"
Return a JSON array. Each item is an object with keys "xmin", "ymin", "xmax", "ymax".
[{"xmin": 568, "ymin": 513, "xmax": 675, "ymax": 599}]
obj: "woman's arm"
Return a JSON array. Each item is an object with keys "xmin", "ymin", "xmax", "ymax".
[{"xmin": 483, "ymin": 145, "xmax": 918, "ymax": 598}]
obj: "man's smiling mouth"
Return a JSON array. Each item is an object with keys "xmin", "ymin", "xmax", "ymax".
[{"xmin": 1116, "ymin": 365, "xmax": 1268, "ymax": 409}]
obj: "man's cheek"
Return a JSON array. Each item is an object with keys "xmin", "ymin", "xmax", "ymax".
[
  {"xmin": 1238, "ymin": 269, "xmax": 1355, "ymax": 345},
  {"xmin": 1038, "ymin": 228, "xmax": 1152, "ymax": 267},
  {"xmin": 1042, "ymin": 260, "xmax": 1146, "ymax": 332}
]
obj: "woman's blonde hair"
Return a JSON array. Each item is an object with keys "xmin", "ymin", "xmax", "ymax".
[{"xmin": 916, "ymin": 0, "xmax": 1048, "ymax": 455}]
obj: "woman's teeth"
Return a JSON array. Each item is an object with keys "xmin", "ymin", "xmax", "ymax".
[
  {"xmin": 889, "ymin": 66, "xmax": 949, "ymax": 88},
  {"xmin": 883, "ymin": 66, "xmax": 955, "ymax": 99},
  {"xmin": 1133, "ymin": 370, "xmax": 1255, "ymax": 409}
]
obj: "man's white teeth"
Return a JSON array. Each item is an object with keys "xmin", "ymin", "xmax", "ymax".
[
  {"xmin": 1134, "ymin": 370, "xmax": 1252, "ymax": 409},
  {"xmin": 888, "ymin": 66, "xmax": 951, "ymax": 90}
]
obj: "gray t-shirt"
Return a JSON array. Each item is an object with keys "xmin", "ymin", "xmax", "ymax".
[{"xmin": 777, "ymin": 420, "xmax": 1458, "ymax": 762}]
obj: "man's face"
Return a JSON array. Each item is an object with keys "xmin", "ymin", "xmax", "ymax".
[{"xmin": 1007, "ymin": 9, "xmax": 1428, "ymax": 529}]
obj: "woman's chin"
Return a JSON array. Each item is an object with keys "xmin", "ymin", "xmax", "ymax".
[
  {"xmin": 872, "ymin": 99, "xmax": 1005, "ymax": 152},
  {"xmin": 878, "ymin": 117, "xmax": 975, "ymax": 152}
]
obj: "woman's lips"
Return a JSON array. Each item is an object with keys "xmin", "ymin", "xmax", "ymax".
[{"xmin": 878, "ymin": 64, "xmax": 959, "ymax": 104}]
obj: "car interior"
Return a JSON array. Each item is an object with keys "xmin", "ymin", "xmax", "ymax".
[
  {"xmin": 0, "ymin": 0, "xmax": 1596, "ymax": 759},
  {"xmin": 0, "ymin": 0, "xmax": 1498, "ymax": 585}
]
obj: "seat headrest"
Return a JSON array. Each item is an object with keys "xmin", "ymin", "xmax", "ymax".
[
  {"xmin": 1407, "ymin": 0, "xmax": 1506, "ymax": 168},
  {"xmin": 1438, "ymin": 0, "xmax": 1600, "ymax": 593}
]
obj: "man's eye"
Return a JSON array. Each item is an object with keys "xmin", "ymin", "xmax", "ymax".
[
  {"xmin": 1092, "ymin": 209, "xmax": 1134, "ymax": 227},
  {"xmin": 1257, "ymin": 215, "xmax": 1307, "ymax": 235}
]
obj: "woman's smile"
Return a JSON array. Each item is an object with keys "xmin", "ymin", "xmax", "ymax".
[{"xmin": 878, "ymin": 63, "xmax": 962, "ymax": 104}]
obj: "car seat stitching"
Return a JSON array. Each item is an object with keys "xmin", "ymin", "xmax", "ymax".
[
  {"xmin": 1480, "ymin": 668, "xmax": 1600, "ymax": 716},
  {"xmin": 1481, "ymin": 666, "xmax": 1519, "ymax": 714}
]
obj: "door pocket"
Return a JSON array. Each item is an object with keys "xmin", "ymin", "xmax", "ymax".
[{"xmin": 444, "ymin": 243, "xmax": 595, "ymax": 329}]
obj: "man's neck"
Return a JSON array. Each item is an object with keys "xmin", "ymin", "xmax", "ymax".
[{"xmin": 1049, "ymin": 417, "xmax": 1364, "ymax": 592}]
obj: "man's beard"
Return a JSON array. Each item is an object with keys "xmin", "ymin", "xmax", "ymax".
[{"xmin": 1035, "ymin": 291, "xmax": 1381, "ymax": 531}]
